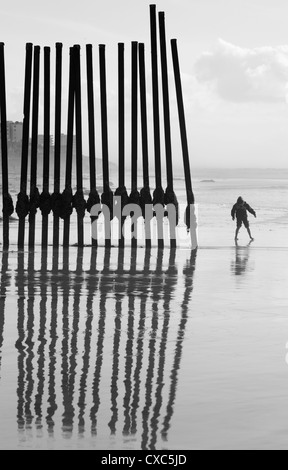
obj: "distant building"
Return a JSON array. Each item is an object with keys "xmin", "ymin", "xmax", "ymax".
[
  {"xmin": 1, "ymin": 121, "xmax": 76, "ymax": 154},
  {"xmin": 59, "ymin": 133, "xmax": 77, "ymax": 148},
  {"xmin": 37, "ymin": 134, "xmax": 54, "ymax": 148},
  {"xmin": 0, "ymin": 120, "xmax": 23, "ymax": 144},
  {"xmin": 7, "ymin": 121, "xmax": 23, "ymax": 143}
]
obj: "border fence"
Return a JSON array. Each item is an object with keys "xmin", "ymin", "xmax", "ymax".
[{"xmin": 0, "ymin": 5, "xmax": 198, "ymax": 251}]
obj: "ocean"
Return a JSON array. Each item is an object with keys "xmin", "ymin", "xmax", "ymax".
[
  {"xmin": 2, "ymin": 166, "xmax": 288, "ymax": 248},
  {"xmin": 0, "ymin": 167, "xmax": 288, "ymax": 450}
]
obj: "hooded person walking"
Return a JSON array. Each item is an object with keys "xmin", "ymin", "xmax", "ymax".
[{"xmin": 231, "ymin": 196, "xmax": 256, "ymax": 241}]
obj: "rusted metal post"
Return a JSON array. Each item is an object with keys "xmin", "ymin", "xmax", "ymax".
[
  {"xmin": 16, "ymin": 43, "xmax": 33, "ymax": 249},
  {"xmin": 28, "ymin": 45, "xmax": 41, "ymax": 249},
  {"xmin": 86, "ymin": 44, "xmax": 100, "ymax": 247},
  {"xmin": 0, "ymin": 42, "xmax": 14, "ymax": 249}
]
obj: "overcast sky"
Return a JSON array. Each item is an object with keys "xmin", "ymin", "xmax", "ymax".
[{"xmin": 1, "ymin": 0, "xmax": 288, "ymax": 169}]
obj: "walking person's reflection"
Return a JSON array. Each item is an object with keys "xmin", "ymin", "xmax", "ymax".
[{"xmin": 231, "ymin": 240, "xmax": 253, "ymax": 276}]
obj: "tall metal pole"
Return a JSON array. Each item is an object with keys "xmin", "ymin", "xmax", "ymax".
[
  {"xmin": 40, "ymin": 46, "xmax": 51, "ymax": 249},
  {"xmin": 73, "ymin": 44, "xmax": 86, "ymax": 248},
  {"xmin": 118, "ymin": 42, "xmax": 125, "ymax": 190},
  {"xmin": 131, "ymin": 41, "xmax": 138, "ymax": 195},
  {"xmin": 0, "ymin": 42, "xmax": 14, "ymax": 249},
  {"xmin": 171, "ymin": 39, "xmax": 195, "ymax": 234},
  {"xmin": 159, "ymin": 12, "xmax": 173, "ymax": 189},
  {"xmin": 150, "ymin": 4, "xmax": 163, "ymax": 195},
  {"xmin": 150, "ymin": 4, "xmax": 165, "ymax": 249},
  {"xmin": 52, "ymin": 42, "xmax": 63, "ymax": 249},
  {"xmin": 86, "ymin": 44, "xmax": 100, "ymax": 247},
  {"xmin": 63, "ymin": 47, "xmax": 75, "ymax": 247},
  {"xmin": 28, "ymin": 45, "xmax": 40, "ymax": 249},
  {"xmin": 159, "ymin": 12, "xmax": 178, "ymax": 248},
  {"xmin": 114, "ymin": 42, "xmax": 129, "ymax": 248},
  {"xmin": 129, "ymin": 41, "xmax": 141, "ymax": 249},
  {"xmin": 99, "ymin": 44, "xmax": 113, "ymax": 248},
  {"xmin": 16, "ymin": 43, "xmax": 33, "ymax": 249},
  {"xmin": 139, "ymin": 43, "xmax": 152, "ymax": 248}
]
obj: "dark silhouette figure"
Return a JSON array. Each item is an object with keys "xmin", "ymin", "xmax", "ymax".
[{"xmin": 231, "ymin": 196, "xmax": 256, "ymax": 241}]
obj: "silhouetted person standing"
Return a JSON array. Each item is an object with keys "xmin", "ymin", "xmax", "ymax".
[{"xmin": 231, "ymin": 196, "xmax": 256, "ymax": 241}]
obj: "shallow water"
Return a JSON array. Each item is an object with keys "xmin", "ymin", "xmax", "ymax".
[{"xmin": 0, "ymin": 245, "xmax": 288, "ymax": 450}]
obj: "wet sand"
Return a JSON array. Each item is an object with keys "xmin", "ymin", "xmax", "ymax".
[{"xmin": 0, "ymin": 240, "xmax": 288, "ymax": 450}]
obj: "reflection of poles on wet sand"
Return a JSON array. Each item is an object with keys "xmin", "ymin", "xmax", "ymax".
[
  {"xmin": 11, "ymin": 244, "xmax": 198, "ymax": 447},
  {"xmin": 122, "ymin": 248, "xmax": 138, "ymax": 435},
  {"xmin": 34, "ymin": 250, "xmax": 48, "ymax": 428},
  {"xmin": 61, "ymin": 248, "xmax": 83, "ymax": 436},
  {"xmin": 141, "ymin": 248, "xmax": 164, "ymax": 449},
  {"xmin": 15, "ymin": 251, "xmax": 37, "ymax": 433},
  {"xmin": 90, "ymin": 248, "xmax": 111, "ymax": 435},
  {"xmin": 161, "ymin": 249, "xmax": 197, "ymax": 441},
  {"xmin": 26, "ymin": 253, "xmax": 36, "ymax": 429},
  {"xmin": 149, "ymin": 248, "xmax": 177, "ymax": 449},
  {"xmin": 14, "ymin": 251, "xmax": 49, "ymax": 433},
  {"xmin": 0, "ymin": 251, "xmax": 9, "ymax": 380},
  {"xmin": 130, "ymin": 248, "xmax": 151, "ymax": 435},
  {"xmin": 108, "ymin": 248, "xmax": 125, "ymax": 434},
  {"xmin": 141, "ymin": 249, "xmax": 164, "ymax": 449},
  {"xmin": 46, "ymin": 249, "xmax": 60, "ymax": 434},
  {"xmin": 78, "ymin": 248, "xmax": 99, "ymax": 434},
  {"xmin": 15, "ymin": 252, "xmax": 26, "ymax": 432},
  {"xmin": 61, "ymin": 248, "xmax": 73, "ymax": 433}
]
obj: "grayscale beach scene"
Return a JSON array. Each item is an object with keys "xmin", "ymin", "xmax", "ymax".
[{"xmin": 1, "ymin": 0, "xmax": 288, "ymax": 452}]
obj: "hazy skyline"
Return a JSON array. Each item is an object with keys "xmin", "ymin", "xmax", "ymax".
[{"xmin": 1, "ymin": 0, "xmax": 288, "ymax": 168}]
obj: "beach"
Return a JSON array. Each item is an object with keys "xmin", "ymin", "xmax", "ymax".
[{"xmin": 0, "ymin": 168, "xmax": 288, "ymax": 450}]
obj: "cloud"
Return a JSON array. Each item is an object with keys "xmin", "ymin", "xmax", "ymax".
[{"xmin": 194, "ymin": 39, "xmax": 288, "ymax": 103}]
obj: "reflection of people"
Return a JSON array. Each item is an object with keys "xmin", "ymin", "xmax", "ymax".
[
  {"xmin": 231, "ymin": 196, "xmax": 256, "ymax": 241},
  {"xmin": 231, "ymin": 245, "xmax": 250, "ymax": 276}
]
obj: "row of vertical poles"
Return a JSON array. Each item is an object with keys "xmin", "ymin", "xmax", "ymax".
[{"xmin": 0, "ymin": 4, "xmax": 195, "ymax": 250}]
